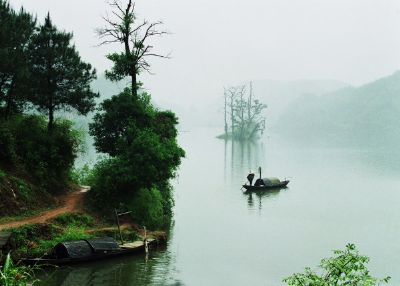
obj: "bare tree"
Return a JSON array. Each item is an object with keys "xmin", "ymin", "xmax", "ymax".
[
  {"xmin": 225, "ymin": 86, "xmax": 240, "ymax": 136},
  {"xmin": 221, "ymin": 82, "xmax": 266, "ymax": 140},
  {"xmin": 98, "ymin": 0, "xmax": 169, "ymax": 97}
]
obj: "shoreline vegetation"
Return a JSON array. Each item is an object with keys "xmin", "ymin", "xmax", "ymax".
[{"xmin": 0, "ymin": 0, "xmax": 182, "ymax": 284}]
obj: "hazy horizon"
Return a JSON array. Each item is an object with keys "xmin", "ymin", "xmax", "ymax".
[{"xmin": 8, "ymin": 0, "xmax": 400, "ymax": 110}]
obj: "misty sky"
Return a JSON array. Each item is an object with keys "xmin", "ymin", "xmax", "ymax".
[{"xmin": 8, "ymin": 0, "xmax": 400, "ymax": 107}]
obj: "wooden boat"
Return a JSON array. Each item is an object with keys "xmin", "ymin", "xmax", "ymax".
[
  {"xmin": 243, "ymin": 167, "xmax": 290, "ymax": 192},
  {"xmin": 23, "ymin": 237, "xmax": 157, "ymax": 266},
  {"xmin": 242, "ymin": 179, "xmax": 289, "ymax": 191}
]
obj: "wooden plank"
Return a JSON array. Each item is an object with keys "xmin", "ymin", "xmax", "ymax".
[
  {"xmin": 120, "ymin": 238, "xmax": 155, "ymax": 250},
  {"xmin": 0, "ymin": 231, "xmax": 11, "ymax": 248}
]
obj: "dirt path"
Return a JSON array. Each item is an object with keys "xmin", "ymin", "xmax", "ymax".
[{"xmin": 0, "ymin": 187, "xmax": 89, "ymax": 231}]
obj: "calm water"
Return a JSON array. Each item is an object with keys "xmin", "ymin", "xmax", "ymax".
[{"xmin": 39, "ymin": 127, "xmax": 400, "ymax": 285}]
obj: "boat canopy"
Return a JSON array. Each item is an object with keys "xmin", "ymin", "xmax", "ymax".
[
  {"xmin": 54, "ymin": 237, "xmax": 121, "ymax": 259},
  {"xmin": 262, "ymin": 177, "xmax": 281, "ymax": 187}
]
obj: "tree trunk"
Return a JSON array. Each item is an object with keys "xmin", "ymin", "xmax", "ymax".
[
  {"xmin": 4, "ymin": 77, "xmax": 15, "ymax": 120},
  {"xmin": 230, "ymin": 96, "xmax": 234, "ymax": 138},
  {"xmin": 48, "ymin": 103, "xmax": 54, "ymax": 132},
  {"xmin": 248, "ymin": 81, "xmax": 252, "ymax": 122},
  {"xmin": 132, "ymin": 71, "xmax": 137, "ymax": 97},
  {"xmin": 224, "ymin": 90, "xmax": 227, "ymax": 135},
  {"xmin": 240, "ymin": 91, "xmax": 244, "ymax": 140}
]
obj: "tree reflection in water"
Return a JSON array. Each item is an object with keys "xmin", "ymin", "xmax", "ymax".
[{"xmin": 222, "ymin": 138, "xmax": 288, "ymax": 211}]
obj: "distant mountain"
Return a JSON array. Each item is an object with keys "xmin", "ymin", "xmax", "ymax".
[
  {"xmin": 252, "ymin": 79, "xmax": 349, "ymax": 127},
  {"xmin": 274, "ymin": 71, "xmax": 400, "ymax": 148}
]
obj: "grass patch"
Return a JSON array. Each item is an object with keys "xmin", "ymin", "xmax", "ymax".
[
  {"xmin": 8, "ymin": 218, "xmax": 96, "ymax": 259},
  {"xmin": 0, "ymin": 253, "xmax": 39, "ymax": 286},
  {"xmin": 51, "ymin": 213, "xmax": 94, "ymax": 228}
]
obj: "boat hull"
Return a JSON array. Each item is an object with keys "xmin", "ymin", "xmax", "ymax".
[
  {"xmin": 242, "ymin": 180, "xmax": 289, "ymax": 191},
  {"xmin": 23, "ymin": 239, "xmax": 157, "ymax": 266}
]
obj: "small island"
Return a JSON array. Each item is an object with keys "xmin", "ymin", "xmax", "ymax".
[{"xmin": 217, "ymin": 82, "xmax": 267, "ymax": 141}]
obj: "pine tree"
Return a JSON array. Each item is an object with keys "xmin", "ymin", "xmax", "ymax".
[
  {"xmin": 0, "ymin": 0, "xmax": 36, "ymax": 118},
  {"xmin": 28, "ymin": 13, "xmax": 98, "ymax": 131}
]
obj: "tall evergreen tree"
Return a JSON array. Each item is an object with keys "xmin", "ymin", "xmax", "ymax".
[
  {"xmin": 0, "ymin": 0, "xmax": 36, "ymax": 118},
  {"xmin": 28, "ymin": 14, "xmax": 98, "ymax": 131}
]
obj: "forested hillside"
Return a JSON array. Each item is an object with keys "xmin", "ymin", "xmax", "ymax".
[{"xmin": 275, "ymin": 71, "xmax": 400, "ymax": 148}]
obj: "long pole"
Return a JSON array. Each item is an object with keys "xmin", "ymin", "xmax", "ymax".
[{"xmin": 115, "ymin": 208, "xmax": 124, "ymax": 244}]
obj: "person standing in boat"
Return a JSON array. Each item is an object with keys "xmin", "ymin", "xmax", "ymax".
[{"xmin": 247, "ymin": 171, "xmax": 255, "ymax": 186}]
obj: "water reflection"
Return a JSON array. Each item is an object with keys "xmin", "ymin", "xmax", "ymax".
[
  {"xmin": 37, "ymin": 246, "xmax": 180, "ymax": 286},
  {"xmin": 222, "ymin": 138, "xmax": 288, "ymax": 211},
  {"xmin": 223, "ymin": 139, "xmax": 265, "ymax": 183},
  {"xmin": 244, "ymin": 188, "xmax": 283, "ymax": 211}
]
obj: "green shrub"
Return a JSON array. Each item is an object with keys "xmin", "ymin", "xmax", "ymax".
[
  {"xmin": 0, "ymin": 115, "xmax": 82, "ymax": 193},
  {"xmin": 69, "ymin": 163, "xmax": 95, "ymax": 186},
  {"xmin": 127, "ymin": 188, "xmax": 164, "ymax": 230},
  {"xmin": 283, "ymin": 244, "xmax": 390, "ymax": 286}
]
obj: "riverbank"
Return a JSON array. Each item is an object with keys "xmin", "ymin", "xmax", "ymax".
[
  {"xmin": 2, "ymin": 213, "xmax": 167, "ymax": 262},
  {"xmin": 0, "ymin": 186, "xmax": 167, "ymax": 263}
]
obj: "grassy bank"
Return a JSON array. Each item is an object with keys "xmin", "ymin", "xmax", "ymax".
[{"xmin": 6, "ymin": 213, "xmax": 139, "ymax": 260}]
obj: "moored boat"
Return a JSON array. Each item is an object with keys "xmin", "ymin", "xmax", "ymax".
[{"xmin": 23, "ymin": 237, "xmax": 157, "ymax": 266}]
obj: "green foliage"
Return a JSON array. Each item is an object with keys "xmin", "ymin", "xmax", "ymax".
[
  {"xmin": 89, "ymin": 88, "xmax": 152, "ymax": 156},
  {"xmin": 88, "ymin": 88, "xmax": 184, "ymax": 229},
  {"xmin": 0, "ymin": 0, "xmax": 36, "ymax": 118},
  {"xmin": 105, "ymin": 52, "xmax": 132, "ymax": 82},
  {"xmin": 127, "ymin": 188, "xmax": 164, "ymax": 229},
  {"xmin": 9, "ymin": 221, "xmax": 94, "ymax": 259},
  {"xmin": 283, "ymin": 244, "xmax": 390, "ymax": 286},
  {"xmin": 0, "ymin": 253, "xmax": 38, "ymax": 286},
  {"xmin": 27, "ymin": 13, "xmax": 98, "ymax": 130},
  {"xmin": 69, "ymin": 163, "xmax": 95, "ymax": 186},
  {"xmin": 0, "ymin": 115, "xmax": 82, "ymax": 193}
]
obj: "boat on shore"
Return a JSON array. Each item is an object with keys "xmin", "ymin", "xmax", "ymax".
[{"xmin": 23, "ymin": 237, "xmax": 158, "ymax": 266}]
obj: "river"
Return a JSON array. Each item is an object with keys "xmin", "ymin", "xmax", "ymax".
[{"xmin": 39, "ymin": 126, "xmax": 400, "ymax": 285}]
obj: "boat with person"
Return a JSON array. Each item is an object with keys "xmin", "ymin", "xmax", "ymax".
[{"xmin": 242, "ymin": 167, "xmax": 290, "ymax": 192}]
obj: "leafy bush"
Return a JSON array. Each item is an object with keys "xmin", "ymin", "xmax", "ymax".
[
  {"xmin": 69, "ymin": 163, "xmax": 95, "ymax": 186},
  {"xmin": 0, "ymin": 115, "xmax": 82, "ymax": 193},
  {"xmin": 127, "ymin": 188, "xmax": 164, "ymax": 230},
  {"xmin": 283, "ymin": 244, "xmax": 390, "ymax": 286}
]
